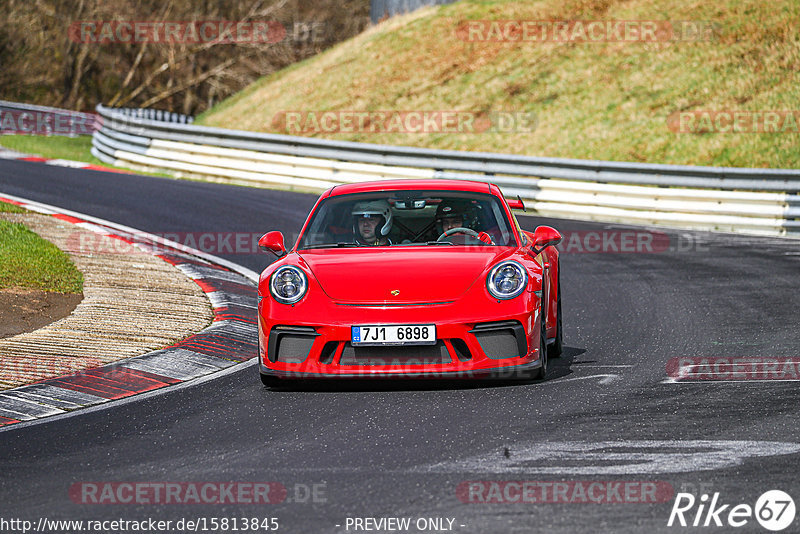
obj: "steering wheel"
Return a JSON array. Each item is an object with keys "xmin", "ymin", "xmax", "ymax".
[{"xmin": 437, "ymin": 227, "xmax": 494, "ymax": 244}]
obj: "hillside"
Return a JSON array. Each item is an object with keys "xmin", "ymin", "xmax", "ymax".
[{"xmin": 198, "ymin": 0, "xmax": 800, "ymax": 168}]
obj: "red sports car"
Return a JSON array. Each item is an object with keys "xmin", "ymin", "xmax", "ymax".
[{"xmin": 257, "ymin": 179, "xmax": 563, "ymax": 384}]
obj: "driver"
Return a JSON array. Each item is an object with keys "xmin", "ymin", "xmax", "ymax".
[
  {"xmin": 435, "ymin": 199, "xmax": 494, "ymax": 244},
  {"xmin": 435, "ymin": 199, "xmax": 473, "ymax": 234},
  {"xmin": 352, "ymin": 200, "xmax": 393, "ymax": 245}
]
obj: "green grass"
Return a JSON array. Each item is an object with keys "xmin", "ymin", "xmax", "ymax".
[
  {"xmin": 0, "ymin": 135, "xmax": 173, "ymax": 178},
  {"xmin": 0, "ymin": 135, "xmax": 98, "ymax": 162},
  {"xmin": 0, "ymin": 200, "xmax": 26, "ymax": 213},
  {"xmin": 198, "ymin": 0, "xmax": 800, "ymax": 168},
  {"xmin": 0, "ymin": 211, "xmax": 83, "ymax": 293}
]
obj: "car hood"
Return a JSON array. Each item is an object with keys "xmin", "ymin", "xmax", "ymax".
[{"xmin": 299, "ymin": 248, "xmax": 511, "ymax": 304}]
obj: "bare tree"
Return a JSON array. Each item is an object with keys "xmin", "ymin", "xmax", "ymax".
[{"xmin": 0, "ymin": 0, "xmax": 371, "ymax": 114}]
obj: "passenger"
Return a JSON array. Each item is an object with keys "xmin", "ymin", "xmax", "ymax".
[{"xmin": 352, "ymin": 200, "xmax": 393, "ymax": 245}]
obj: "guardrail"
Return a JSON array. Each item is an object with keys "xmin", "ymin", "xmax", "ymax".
[
  {"xmin": 0, "ymin": 100, "xmax": 100, "ymax": 136},
  {"xmin": 92, "ymin": 104, "xmax": 800, "ymax": 237}
]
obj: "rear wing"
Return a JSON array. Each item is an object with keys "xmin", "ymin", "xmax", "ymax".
[{"xmin": 506, "ymin": 197, "xmax": 526, "ymax": 211}]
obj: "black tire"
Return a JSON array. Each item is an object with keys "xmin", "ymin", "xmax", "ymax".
[
  {"xmin": 258, "ymin": 337, "xmax": 278, "ymax": 387},
  {"xmin": 258, "ymin": 340, "xmax": 287, "ymax": 387},
  {"xmin": 548, "ymin": 265, "xmax": 563, "ymax": 358},
  {"xmin": 532, "ymin": 306, "xmax": 548, "ymax": 380}
]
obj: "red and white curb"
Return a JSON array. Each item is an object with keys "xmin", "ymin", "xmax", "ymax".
[
  {"xmin": 0, "ymin": 192, "xmax": 260, "ymax": 430},
  {"xmin": 0, "ymin": 146, "xmax": 131, "ymax": 174}
]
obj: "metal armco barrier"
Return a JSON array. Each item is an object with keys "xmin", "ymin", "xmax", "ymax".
[{"xmin": 92, "ymin": 105, "xmax": 800, "ymax": 237}]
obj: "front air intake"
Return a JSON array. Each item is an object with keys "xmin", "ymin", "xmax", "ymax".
[
  {"xmin": 470, "ymin": 321, "xmax": 527, "ymax": 360},
  {"xmin": 267, "ymin": 326, "xmax": 319, "ymax": 364}
]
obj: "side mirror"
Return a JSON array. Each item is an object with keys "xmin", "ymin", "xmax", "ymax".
[
  {"xmin": 530, "ymin": 226, "xmax": 562, "ymax": 255},
  {"xmin": 259, "ymin": 231, "xmax": 287, "ymax": 257}
]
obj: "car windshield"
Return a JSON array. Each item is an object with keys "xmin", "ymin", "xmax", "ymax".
[{"xmin": 298, "ymin": 190, "xmax": 517, "ymax": 249}]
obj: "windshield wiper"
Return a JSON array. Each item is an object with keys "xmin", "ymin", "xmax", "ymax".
[{"xmin": 424, "ymin": 241, "xmax": 454, "ymax": 246}]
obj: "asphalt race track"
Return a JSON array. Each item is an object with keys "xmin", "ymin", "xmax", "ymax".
[{"xmin": 2, "ymin": 159, "xmax": 800, "ymax": 533}]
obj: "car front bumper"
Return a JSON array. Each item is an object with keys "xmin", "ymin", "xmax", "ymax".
[{"xmin": 257, "ymin": 297, "xmax": 544, "ymax": 379}]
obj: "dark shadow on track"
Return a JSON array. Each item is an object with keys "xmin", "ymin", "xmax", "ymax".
[
  {"xmin": 260, "ymin": 346, "xmax": 587, "ymax": 393},
  {"xmin": 546, "ymin": 346, "xmax": 585, "ymax": 381}
]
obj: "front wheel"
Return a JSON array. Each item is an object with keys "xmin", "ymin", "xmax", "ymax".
[
  {"xmin": 258, "ymin": 337, "xmax": 281, "ymax": 387},
  {"xmin": 548, "ymin": 269, "xmax": 563, "ymax": 358},
  {"xmin": 532, "ymin": 307, "xmax": 548, "ymax": 380}
]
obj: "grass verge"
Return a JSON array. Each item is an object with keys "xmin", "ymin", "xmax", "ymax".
[
  {"xmin": 0, "ymin": 203, "xmax": 83, "ymax": 293},
  {"xmin": 0, "ymin": 135, "xmax": 172, "ymax": 178},
  {"xmin": 0, "ymin": 200, "xmax": 27, "ymax": 214},
  {"xmin": 0, "ymin": 135, "xmax": 97, "ymax": 162},
  {"xmin": 198, "ymin": 0, "xmax": 800, "ymax": 168}
]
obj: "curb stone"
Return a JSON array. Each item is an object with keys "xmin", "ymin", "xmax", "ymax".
[{"xmin": 0, "ymin": 195, "xmax": 258, "ymax": 428}]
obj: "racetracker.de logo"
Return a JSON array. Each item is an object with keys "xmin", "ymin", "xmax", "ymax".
[
  {"xmin": 271, "ymin": 111, "xmax": 536, "ymax": 134},
  {"xmin": 458, "ymin": 481, "xmax": 674, "ymax": 504},
  {"xmin": 456, "ymin": 20, "xmax": 719, "ymax": 43},
  {"xmin": 68, "ymin": 21, "xmax": 286, "ymax": 44}
]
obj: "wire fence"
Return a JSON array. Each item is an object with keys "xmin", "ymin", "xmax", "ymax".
[{"xmin": 370, "ymin": 0, "xmax": 459, "ymax": 23}]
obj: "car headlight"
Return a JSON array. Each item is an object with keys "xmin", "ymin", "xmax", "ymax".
[
  {"xmin": 486, "ymin": 260, "xmax": 528, "ymax": 300},
  {"xmin": 270, "ymin": 265, "xmax": 308, "ymax": 304}
]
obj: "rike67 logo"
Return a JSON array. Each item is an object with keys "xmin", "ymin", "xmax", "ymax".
[{"xmin": 668, "ymin": 490, "xmax": 795, "ymax": 531}]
